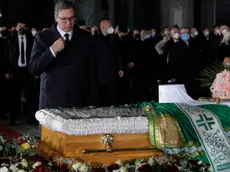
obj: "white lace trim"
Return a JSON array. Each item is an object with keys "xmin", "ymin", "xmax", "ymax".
[{"xmin": 35, "ymin": 110, "xmax": 148, "ymax": 136}]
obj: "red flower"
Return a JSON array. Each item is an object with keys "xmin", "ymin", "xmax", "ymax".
[
  {"xmin": 138, "ymin": 164, "xmax": 151, "ymax": 172},
  {"xmin": 165, "ymin": 165, "xmax": 179, "ymax": 172},
  {"xmin": 59, "ymin": 166, "xmax": 69, "ymax": 172},
  {"xmin": 30, "ymin": 156, "xmax": 44, "ymax": 163},
  {"xmin": 17, "ymin": 138, "xmax": 27, "ymax": 144},
  {"xmin": 92, "ymin": 168, "xmax": 104, "ymax": 172},
  {"xmin": 107, "ymin": 164, "xmax": 119, "ymax": 171},
  {"xmin": 34, "ymin": 165, "xmax": 45, "ymax": 172}
]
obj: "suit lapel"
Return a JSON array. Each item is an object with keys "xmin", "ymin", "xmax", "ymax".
[
  {"xmin": 70, "ymin": 26, "xmax": 80, "ymax": 42},
  {"xmin": 12, "ymin": 36, "xmax": 19, "ymax": 63}
]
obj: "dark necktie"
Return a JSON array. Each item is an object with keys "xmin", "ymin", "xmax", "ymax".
[
  {"xmin": 64, "ymin": 33, "xmax": 70, "ymax": 46},
  {"xmin": 21, "ymin": 37, "xmax": 25, "ymax": 64}
]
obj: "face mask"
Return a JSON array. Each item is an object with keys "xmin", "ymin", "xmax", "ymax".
[
  {"xmin": 193, "ymin": 31, "xmax": 198, "ymax": 36},
  {"xmin": 181, "ymin": 33, "xmax": 190, "ymax": 41},
  {"xmin": 1, "ymin": 30, "xmax": 9, "ymax": 37},
  {"xmin": 173, "ymin": 33, "xmax": 180, "ymax": 39},
  {"xmin": 18, "ymin": 28, "xmax": 26, "ymax": 35},
  {"xmin": 222, "ymin": 29, "xmax": 227, "ymax": 35},
  {"xmin": 107, "ymin": 27, "xmax": 114, "ymax": 34},
  {"xmin": 151, "ymin": 32, "xmax": 156, "ymax": 37},
  {"xmin": 134, "ymin": 34, "xmax": 140, "ymax": 40},
  {"xmin": 215, "ymin": 29, "xmax": 220, "ymax": 35},
  {"xmin": 145, "ymin": 34, "xmax": 152, "ymax": 39},
  {"xmin": 204, "ymin": 31, "xmax": 209, "ymax": 37},
  {"xmin": 121, "ymin": 35, "xmax": 128, "ymax": 41},
  {"xmin": 164, "ymin": 30, "xmax": 170, "ymax": 35},
  {"xmin": 31, "ymin": 30, "xmax": 37, "ymax": 37}
]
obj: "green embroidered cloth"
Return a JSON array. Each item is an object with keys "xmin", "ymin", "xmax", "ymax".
[{"xmin": 138, "ymin": 101, "xmax": 230, "ymax": 165}]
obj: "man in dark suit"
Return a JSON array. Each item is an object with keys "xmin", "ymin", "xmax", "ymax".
[
  {"xmin": 29, "ymin": 0, "xmax": 92, "ymax": 109},
  {"xmin": 0, "ymin": 32, "xmax": 9, "ymax": 117},
  {"xmin": 90, "ymin": 20, "xmax": 124, "ymax": 107},
  {"xmin": 4, "ymin": 21, "xmax": 36, "ymax": 125}
]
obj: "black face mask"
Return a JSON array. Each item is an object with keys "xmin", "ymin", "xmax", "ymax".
[
  {"xmin": 134, "ymin": 34, "xmax": 140, "ymax": 40},
  {"xmin": 120, "ymin": 35, "xmax": 129, "ymax": 41},
  {"xmin": 1, "ymin": 30, "xmax": 9, "ymax": 37},
  {"xmin": 18, "ymin": 28, "xmax": 26, "ymax": 35}
]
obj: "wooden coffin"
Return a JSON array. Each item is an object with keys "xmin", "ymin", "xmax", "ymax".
[
  {"xmin": 35, "ymin": 108, "xmax": 163, "ymax": 165},
  {"xmin": 37, "ymin": 126, "xmax": 163, "ymax": 165}
]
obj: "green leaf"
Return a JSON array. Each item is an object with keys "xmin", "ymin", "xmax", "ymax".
[{"xmin": 199, "ymin": 60, "xmax": 224, "ymax": 88}]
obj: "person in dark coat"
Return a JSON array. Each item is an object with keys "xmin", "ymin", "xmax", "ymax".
[
  {"xmin": 29, "ymin": 0, "xmax": 92, "ymax": 109},
  {"xmin": 4, "ymin": 21, "xmax": 36, "ymax": 125},
  {"xmin": 0, "ymin": 34, "xmax": 9, "ymax": 117},
  {"xmin": 90, "ymin": 20, "xmax": 124, "ymax": 107},
  {"xmin": 219, "ymin": 31, "xmax": 230, "ymax": 62}
]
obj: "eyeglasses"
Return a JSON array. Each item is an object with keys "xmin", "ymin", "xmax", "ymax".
[{"xmin": 58, "ymin": 16, "xmax": 75, "ymax": 23}]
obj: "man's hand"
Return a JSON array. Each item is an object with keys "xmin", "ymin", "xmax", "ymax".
[
  {"xmin": 127, "ymin": 62, "xmax": 134, "ymax": 70},
  {"xmin": 119, "ymin": 70, "xmax": 124, "ymax": 78},
  {"xmin": 51, "ymin": 38, "xmax": 65, "ymax": 54},
  {"xmin": 5, "ymin": 74, "xmax": 10, "ymax": 79}
]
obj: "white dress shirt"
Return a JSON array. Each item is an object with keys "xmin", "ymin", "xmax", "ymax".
[
  {"xmin": 18, "ymin": 35, "xmax": 27, "ymax": 67},
  {"xmin": 50, "ymin": 26, "xmax": 73, "ymax": 57}
]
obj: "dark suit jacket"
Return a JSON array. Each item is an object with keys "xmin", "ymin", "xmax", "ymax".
[
  {"xmin": 92, "ymin": 34, "xmax": 123, "ymax": 85},
  {"xmin": 6, "ymin": 34, "xmax": 34, "ymax": 75},
  {"xmin": 0, "ymin": 38, "xmax": 8, "ymax": 78},
  {"xmin": 29, "ymin": 24, "xmax": 92, "ymax": 109}
]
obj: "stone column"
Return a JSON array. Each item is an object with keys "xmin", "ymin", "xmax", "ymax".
[
  {"xmin": 200, "ymin": 0, "xmax": 215, "ymax": 29},
  {"xmin": 127, "ymin": 0, "xmax": 134, "ymax": 29},
  {"xmin": 76, "ymin": 0, "xmax": 102, "ymax": 27},
  {"xmin": 108, "ymin": 0, "xmax": 115, "ymax": 26},
  {"xmin": 160, "ymin": 0, "xmax": 194, "ymax": 28}
]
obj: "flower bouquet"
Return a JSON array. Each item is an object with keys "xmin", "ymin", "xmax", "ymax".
[
  {"xmin": 223, "ymin": 57, "xmax": 230, "ymax": 70},
  {"xmin": 0, "ymin": 155, "xmax": 211, "ymax": 172},
  {"xmin": 210, "ymin": 69, "xmax": 230, "ymax": 99},
  {"xmin": 0, "ymin": 135, "xmax": 211, "ymax": 172}
]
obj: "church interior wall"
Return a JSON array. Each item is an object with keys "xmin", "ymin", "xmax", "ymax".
[{"xmin": 0, "ymin": 0, "xmax": 230, "ymax": 30}]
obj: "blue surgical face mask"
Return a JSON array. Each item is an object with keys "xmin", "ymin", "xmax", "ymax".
[
  {"xmin": 181, "ymin": 33, "xmax": 190, "ymax": 41},
  {"xmin": 145, "ymin": 34, "xmax": 152, "ymax": 39}
]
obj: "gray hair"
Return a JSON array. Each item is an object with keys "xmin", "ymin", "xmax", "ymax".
[{"xmin": 54, "ymin": 0, "xmax": 76, "ymax": 16}]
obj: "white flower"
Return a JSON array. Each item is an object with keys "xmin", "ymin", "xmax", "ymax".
[
  {"xmin": 20, "ymin": 159, "xmax": 28, "ymax": 168},
  {"xmin": 32, "ymin": 161, "xmax": 41, "ymax": 169},
  {"xmin": 0, "ymin": 167, "xmax": 8, "ymax": 172},
  {"xmin": 9, "ymin": 165, "xmax": 18, "ymax": 172},
  {"xmin": 78, "ymin": 163, "xmax": 88, "ymax": 172},
  {"xmin": 112, "ymin": 170, "xmax": 119, "ymax": 172},
  {"xmin": 147, "ymin": 157, "xmax": 154, "ymax": 166},
  {"xmin": 134, "ymin": 159, "xmax": 144, "ymax": 166},
  {"xmin": 72, "ymin": 162, "xmax": 82, "ymax": 170},
  {"xmin": 17, "ymin": 170, "xmax": 26, "ymax": 172},
  {"xmin": 198, "ymin": 161, "xmax": 203, "ymax": 165},
  {"xmin": 208, "ymin": 166, "xmax": 212, "ymax": 172},
  {"xmin": 115, "ymin": 160, "xmax": 123, "ymax": 166},
  {"xmin": 119, "ymin": 166, "xmax": 128, "ymax": 172},
  {"xmin": 0, "ymin": 145, "xmax": 3, "ymax": 151}
]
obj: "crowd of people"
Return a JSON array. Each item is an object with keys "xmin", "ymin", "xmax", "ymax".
[{"xmin": 0, "ymin": 0, "xmax": 230, "ymax": 125}]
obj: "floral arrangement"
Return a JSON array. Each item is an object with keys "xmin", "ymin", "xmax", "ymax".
[
  {"xmin": 210, "ymin": 69, "xmax": 230, "ymax": 99},
  {"xmin": 0, "ymin": 135, "xmax": 211, "ymax": 172},
  {"xmin": 0, "ymin": 135, "xmax": 38, "ymax": 157},
  {"xmin": 223, "ymin": 57, "xmax": 230, "ymax": 71}
]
